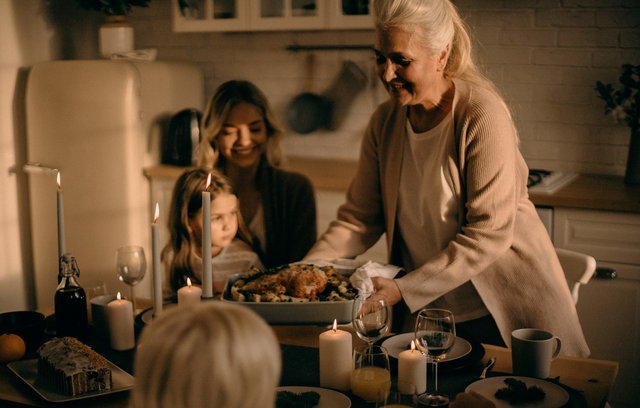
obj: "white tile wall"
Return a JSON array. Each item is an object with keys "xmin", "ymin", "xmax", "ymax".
[{"xmin": 127, "ymin": 1, "xmax": 640, "ymax": 176}]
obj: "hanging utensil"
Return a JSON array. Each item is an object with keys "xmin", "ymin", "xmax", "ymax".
[
  {"xmin": 286, "ymin": 53, "xmax": 332, "ymax": 134},
  {"xmin": 323, "ymin": 60, "xmax": 367, "ymax": 130}
]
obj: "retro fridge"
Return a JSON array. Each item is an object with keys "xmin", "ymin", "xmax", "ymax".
[{"xmin": 25, "ymin": 60, "xmax": 204, "ymax": 309}]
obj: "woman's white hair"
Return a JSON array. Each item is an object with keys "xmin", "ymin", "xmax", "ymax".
[
  {"xmin": 131, "ymin": 302, "xmax": 281, "ymax": 408},
  {"xmin": 373, "ymin": 0, "xmax": 498, "ymax": 94}
]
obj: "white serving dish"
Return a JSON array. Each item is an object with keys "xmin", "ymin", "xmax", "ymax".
[{"xmin": 221, "ymin": 268, "xmax": 355, "ymax": 325}]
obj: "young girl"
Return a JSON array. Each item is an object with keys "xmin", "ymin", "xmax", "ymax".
[{"xmin": 162, "ymin": 168, "xmax": 263, "ymax": 297}]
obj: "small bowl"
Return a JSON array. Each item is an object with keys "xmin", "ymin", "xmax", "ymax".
[{"xmin": 0, "ymin": 311, "xmax": 46, "ymax": 355}]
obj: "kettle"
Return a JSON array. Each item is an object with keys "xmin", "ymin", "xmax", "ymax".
[{"xmin": 161, "ymin": 108, "xmax": 202, "ymax": 166}]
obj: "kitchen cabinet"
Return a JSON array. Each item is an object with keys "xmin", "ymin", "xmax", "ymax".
[
  {"xmin": 172, "ymin": 0, "xmax": 373, "ymax": 32},
  {"xmin": 552, "ymin": 207, "xmax": 640, "ymax": 407}
]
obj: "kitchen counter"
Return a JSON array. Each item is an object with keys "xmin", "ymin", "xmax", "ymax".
[
  {"xmin": 283, "ymin": 158, "xmax": 640, "ymax": 214},
  {"xmin": 143, "ymin": 161, "xmax": 640, "ymax": 213}
]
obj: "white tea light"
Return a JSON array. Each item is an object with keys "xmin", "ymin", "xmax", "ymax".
[
  {"xmin": 178, "ymin": 278, "xmax": 202, "ymax": 306},
  {"xmin": 319, "ymin": 319, "xmax": 352, "ymax": 390}
]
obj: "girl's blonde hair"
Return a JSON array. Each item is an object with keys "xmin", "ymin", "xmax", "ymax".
[
  {"xmin": 198, "ymin": 80, "xmax": 283, "ymax": 170},
  {"xmin": 131, "ymin": 302, "xmax": 281, "ymax": 408},
  {"xmin": 373, "ymin": 0, "xmax": 499, "ymax": 95},
  {"xmin": 162, "ymin": 168, "xmax": 252, "ymax": 292}
]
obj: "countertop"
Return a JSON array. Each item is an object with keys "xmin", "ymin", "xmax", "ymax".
[{"xmin": 143, "ymin": 159, "xmax": 640, "ymax": 214}]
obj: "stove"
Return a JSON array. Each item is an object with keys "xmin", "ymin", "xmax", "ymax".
[{"xmin": 528, "ymin": 169, "xmax": 578, "ymax": 194}]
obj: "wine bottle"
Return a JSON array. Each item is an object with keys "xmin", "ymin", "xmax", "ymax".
[{"xmin": 54, "ymin": 253, "xmax": 89, "ymax": 341}]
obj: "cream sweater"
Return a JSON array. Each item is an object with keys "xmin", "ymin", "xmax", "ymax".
[{"xmin": 306, "ymin": 79, "xmax": 590, "ymax": 357}]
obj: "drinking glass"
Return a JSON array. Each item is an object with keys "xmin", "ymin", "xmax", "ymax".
[
  {"xmin": 352, "ymin": 294, "xmax": 391, "ymax": 351},
  {"xmin": 351, "ymin": 345, "xmax": 392, "ymax": 404},
  {"xmin": 376, "ymin": 381, "xmax": 418, "ymax": 408},
  {"xmin": 115, "ymin": 245, "xmax": 146, "ymax": 314},
  {"xmin": 414, "ymin": 308, "xmax": 456, "ymax": 407}
]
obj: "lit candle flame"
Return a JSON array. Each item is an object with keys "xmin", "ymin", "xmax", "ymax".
[
  {"xmin": 410, "ymin": 340, "xmax": 416, "ymax": 351},
  {"xmin": 117, "ymin": 292, "xmax": 122, "ymax": 301},
  {"xmin": 205, "ymin": 173, "xmax": 212, "ymax": 189},
  {"xmin": 332, "ymin": 319, "xmax": 338, "ymax": 331},
  {"xmin": 186, "ymin": 277, "xmax": 192, "ymax": 287},
  {"xmin": 56, "ymin": 172, "xmax": 61, "ymax": 189},
  {"xmin": 154, "ymin": 202, "xmax": 160, "ymax": 223}
]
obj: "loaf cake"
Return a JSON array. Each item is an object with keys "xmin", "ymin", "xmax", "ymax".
[{"xmin": 36, "ymin": 337, "xmax": 112, "ymax": 396}]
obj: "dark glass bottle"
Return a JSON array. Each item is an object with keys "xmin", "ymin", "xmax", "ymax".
[{"xmin": 54, "ymin": 253, "xmax": 89, "ymax": 341}]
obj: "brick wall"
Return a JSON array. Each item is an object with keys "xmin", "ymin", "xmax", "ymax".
[{"xmin": 129, "ymin": 0, "xmax": 640, "ymax": 176}]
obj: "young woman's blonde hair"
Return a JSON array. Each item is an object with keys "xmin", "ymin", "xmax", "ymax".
[
  {"xmin": 373, "ymin": 0, "xmax": 499, "ymax": 95},
  {"xmin": 131, "ymin": 302, "xmax": 281, "ymax": 408},
  {"xmin": 162, "ymin": 168, "xmax": 252, "ymax": 292},
  {"xmin": 198, "ymin": 80, "xmax": 283, "ymax": 169}
]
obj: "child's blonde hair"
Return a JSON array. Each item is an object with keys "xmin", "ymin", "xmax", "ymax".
[
  {"xmin": 162, "ymin": 168, "xmax": 252, "ymax": 292},
  {"xmin": 131, "ymin": 302, "xmax": 281, "ymax": 408}
]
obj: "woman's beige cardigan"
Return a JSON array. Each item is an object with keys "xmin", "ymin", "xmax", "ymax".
[{"xmin": 306, "ymin": 79, "xmax": 590, "ymax": 357}]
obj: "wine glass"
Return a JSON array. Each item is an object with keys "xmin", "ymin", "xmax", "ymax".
[
  {"xmin": 414, "ymin": 308, "xmax": 456, "ymax": 407},
  {"xmin": 115, "ymin": 245, "xmax": 147, "ymax": 315},
  {"xmin": 352, "ymin": 294, "xmax": 391, "ymax": 351}
]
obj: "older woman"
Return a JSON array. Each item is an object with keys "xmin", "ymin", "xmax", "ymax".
[
  {"xmin": 305, "ymin": 0, "xmax": 589, "ymax": 357},
  {"xmin": 199, "ymin": 80, "xmax": 317, "ymax": 268}
]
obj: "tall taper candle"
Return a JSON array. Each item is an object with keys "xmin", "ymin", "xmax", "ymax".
[
  {"xmin": 56, "ymin": 172, "xmax": 66, "ymax": 260},
  {"xmin": 201, "ymin": 173, "xmax": 213, "ymax": 299},
  {"xmin": 152, "ymin": 203, "xmax": 162, "ymax": 317}
]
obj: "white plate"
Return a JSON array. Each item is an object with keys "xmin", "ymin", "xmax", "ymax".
[
  {"xmin": 381, "ymin": 332, "xmax": 472, "ymax": 361},
  {"xmin": 276, "ymin": 386, "xmax": 351, "ymax": 408},
  {"xmin": 465, "ymin": 376, "xmax": 570, "ymax": 408},
  {"xmin": 8, "ymin": 358, "xmax": 134, "ymax": 403}
]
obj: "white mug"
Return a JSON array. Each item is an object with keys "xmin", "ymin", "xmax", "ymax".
[{"xmin": 511, "ymin": 328, "xmax": 561, "ymax": 378}]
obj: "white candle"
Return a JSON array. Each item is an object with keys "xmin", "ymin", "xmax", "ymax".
[
  {"xmin": 56, "ymin": 172, "xmax": 66, "ymax": 260},
  {"xmin": 178, "ymin": 278, "xmax": 202, "ymax": 306},
  {"xmin": 107, "ymin": 292, "xmax": 135, "ymax": 351},
  {"xmin": 201, "ymin": 173, "xmax": 213, "ymax": 299},
  {"xmin": 319, "ymin": 319, "xmax": 352, "ymax": 391},
  {"xmin": 398, "ymin": 340, "xmax": 427, "ymax": 395},
  {"xmin": 152, "ymin": 203, "xmax": 162, "ymax": 317}
]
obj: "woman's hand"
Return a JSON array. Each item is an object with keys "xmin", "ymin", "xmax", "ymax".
[{"xmin": 370, "ymin": 277, "xmax": 402, "ymax": 306}]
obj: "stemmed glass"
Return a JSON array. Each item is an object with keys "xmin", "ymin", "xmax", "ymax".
[
  {"xmin": 352, "ymin": 294, "xmax": 391, "ymax": 351},
  {"xmin": 414, "ymin": 308, "xmax": 456, "ymax": 407},
  {"xmin": 115, "ymin": 245, "xmax": 147, "ymax": 315}
]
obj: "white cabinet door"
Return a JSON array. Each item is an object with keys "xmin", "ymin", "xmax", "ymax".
[
  {"xmin": 554, "ymin": 208, "xmax": 640, "ymax": 407},
  {"xmin": 249, "ymin": 0, "xmax": 325, "ymax": 31},
  {"xmin": 173, "ymin": 0, "xmax": 372, "ymax": 31},
  {"xmin": 173, "ymin": 0, "xmax": 249, "ymax": 32},
  {"xmin": 326, "ymin": 0, "xmax": 373, "ymax": 30}
]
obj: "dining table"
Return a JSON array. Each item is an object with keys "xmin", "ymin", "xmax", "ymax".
[{"xmin": 0, "ymin": 306, "xmax": 619, "ymax": 408}]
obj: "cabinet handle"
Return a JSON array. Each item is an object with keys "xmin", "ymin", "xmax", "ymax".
[{"xmin": 595, "ymin": 267, "xmax": 617, "ymax": 279}]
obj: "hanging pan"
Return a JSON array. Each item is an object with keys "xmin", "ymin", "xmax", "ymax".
[{"xmin": 286, "ymin": 53, "xmax": 332, "ymax": 134}]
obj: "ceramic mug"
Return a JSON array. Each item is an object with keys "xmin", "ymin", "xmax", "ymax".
[
  {"xmin": 90, "ymin": 294, "xmax": 117, "ymax": 340},
  {"xmin": 511, "ymin": 328, "xmax": 562, "ymax": 378}
]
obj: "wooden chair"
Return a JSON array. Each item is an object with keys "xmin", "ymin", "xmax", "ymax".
[{"xmin": 555, "ymin": 247, "xmax": 597, "ymax": 305}]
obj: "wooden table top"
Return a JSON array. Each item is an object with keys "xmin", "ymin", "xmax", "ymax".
[{"xmin": 0, "ymin": 324, "xmax": 618, "ymax": 408}]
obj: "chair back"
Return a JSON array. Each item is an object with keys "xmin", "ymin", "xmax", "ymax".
[{"xmin": 555, "ymin": 247, "xmax": 597, "ymax": 305}]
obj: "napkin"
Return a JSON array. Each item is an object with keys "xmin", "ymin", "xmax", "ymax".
[{"xmin": 348, "ymin": 260, "xmax": 403, "ymax": 297}]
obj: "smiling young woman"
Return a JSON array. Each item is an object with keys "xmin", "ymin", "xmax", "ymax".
[{"xmin": 198, "ymin": 80, "xmax": 317, "ymax": 268}]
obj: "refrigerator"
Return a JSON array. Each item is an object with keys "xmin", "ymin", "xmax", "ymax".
[{"xmin": 25, "ymin": 60, "xmax": 204, "ymax": 309}]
